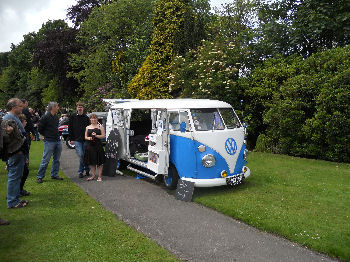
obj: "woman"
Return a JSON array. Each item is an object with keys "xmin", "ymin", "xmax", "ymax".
[{"xmin": 84, "ymin": 114, "xmax": 106, "ymax": 181}]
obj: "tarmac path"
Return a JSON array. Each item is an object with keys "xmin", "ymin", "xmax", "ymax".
[{"xmin": 60, "ymin": 145, "xmax": 337, "ymax": 262}]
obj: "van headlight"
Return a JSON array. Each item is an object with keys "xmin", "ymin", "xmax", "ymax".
[{"xmin": 202, "ymin": 154, "xmax": 216, "ymax": 168}]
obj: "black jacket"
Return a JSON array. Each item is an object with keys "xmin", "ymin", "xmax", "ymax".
[
  {"xmin": 38, "ymin": 112, "xmax": 60, "ymax": 141},
  {"xmin": 68, "ymin": 113, "xmax": 90, "ymax": 142},
  {"xmin": 22, "ymin": 108, "xmax": 35, "ymax": 135}
]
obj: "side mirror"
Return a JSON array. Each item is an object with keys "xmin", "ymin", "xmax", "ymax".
[
  {"xmin": 180, "ymin": 122, "xmax": 186, "ymax": 133},
  {"xmin": 244, "ymin": 122, "xmax": 247, "ymax": 129}
]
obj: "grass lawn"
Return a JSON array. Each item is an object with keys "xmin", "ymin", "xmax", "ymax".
[
  {"xmin": 0, "ymin": 142, "xmax": 179, "ymax": 262},
  {"xmin": 194, "ymin": 152, "xmax": 350, "ymax": 261}
]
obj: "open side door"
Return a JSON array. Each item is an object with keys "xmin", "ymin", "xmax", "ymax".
[
  {"xmin": 108, "ymin": 108, "xmax": 130, "ymax": 159},
  {"xmin": 147, "ymin": 109, "xmax": 170, "ymax": 174}
]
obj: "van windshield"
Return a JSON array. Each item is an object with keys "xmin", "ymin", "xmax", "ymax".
[{"xmin": 191, "ymin": 109, "xmax": 225, "ymax": 131}]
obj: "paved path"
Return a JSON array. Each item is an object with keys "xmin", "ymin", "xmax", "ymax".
[{"xmin": 60, "ymin": 145, "xmax": 336, "ymax": 262}]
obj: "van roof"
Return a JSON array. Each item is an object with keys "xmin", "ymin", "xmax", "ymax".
[{"xmin": 108, "ymin": 99, "xmax": 232, "ymax": 110}]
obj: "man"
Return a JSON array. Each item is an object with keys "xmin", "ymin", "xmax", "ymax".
[
  {"xmin": 36, "ymin": 102, "xmax": 63, "ymax": 183},
  {"xmin": 1, "ymin": 98, "xmax": 29, "ymax": 209},
  {"xmin": 68, "ymin": 101, "xmax": 90, "ymax": 178},
  {"xmin": 2, "ymin": 98, "xmax": 25, "ymax": 133}
]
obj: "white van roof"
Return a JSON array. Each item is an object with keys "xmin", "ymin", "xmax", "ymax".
[{"xmin": 109, "ymin": 99, "xmax": 232, "ymax": 110}]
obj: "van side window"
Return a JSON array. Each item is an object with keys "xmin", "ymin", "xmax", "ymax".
[
  {"xmin": 219, "ymin": 108, "xmax": 241, "ymax": 129},
  {"xmin": 169, "ymin": 111, "xmax": 190, "ymax": 131}
]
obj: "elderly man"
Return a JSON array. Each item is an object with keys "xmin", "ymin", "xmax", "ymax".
[
  {"xmin": 1, "ymin": 98, "xmax": 29, "ymax": 209},
  {"xmin": 1, "ymin": 119, "xmax": 28, "ymax": 209},
  {"xmin": 36, "ymin": 102, "xmax": 63, "ymax": 183},
  {"xmin": 2, "ymin": 98, "xmax": 25, "ymax": 133}
]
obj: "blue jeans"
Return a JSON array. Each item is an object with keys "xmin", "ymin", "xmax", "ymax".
[
  {"xmin": 7, "ymin": 153, "xmax": 25, "ymax": 207},
  {"xmin": 74, "ymin": 141, "xmax": 90, "ymax": 174},
  {"xmin": 37, "ymin": 140, "xmax": 62, "ymax": 179}
]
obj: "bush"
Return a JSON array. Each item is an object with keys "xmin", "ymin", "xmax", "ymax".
[{"xmin": 245, "ymin": 45, "xmax": 350, "ymax": 162}]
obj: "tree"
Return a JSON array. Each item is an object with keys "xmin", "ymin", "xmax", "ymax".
[
  {"xmin": 170, "ymin": 0, "xmax": 258, "ymax": 111},
  {"xmin": 257, "ymin": 0, "xmax": 350, "ymax": 57},
  {"xmin": 69, "ymin": 0, "xmax": 155, "ymax": 110},
  {"xmin": 33, "ymin": 20, "xmax": 81, "ymax": 106},
  {"xmin": 247, "ymin": 45, "xmax": 350, "ymax": 162},
  {"xmin": 67, "ymin": 0, "xmax": 116, "ymax": 28},
  {"xmin": 128, "ymin": 0, "xmax": 208, "ymax": 99}
]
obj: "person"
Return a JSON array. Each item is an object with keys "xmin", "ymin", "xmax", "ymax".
[
  {"xmin": 68, "ymin": 101, "xmax": 90, "ymax": 178},
  {"xmin": 21, "ymin": 99, "xmax": 35, "ymax": 142},
  {"xmin": 18, "ymin": 114, "xmax": 30, "ymax": 196},
  {"xmin": 29, "ymin": 108, "xmax": 40, "ymax": 141},
  {"xmin": 85, "ymin": 114, "xmax": 106, "ymax": 182},
  {"xmin": 36, "ymin": 102, "xmax": 63, "ymax": 183},
  {"xmin": 1, "ymin": 119, "xmax": 29, "ymax": 208},
  {"xmin": 2, "ymin": 98, "xmax": 25, "ymax": 133}
]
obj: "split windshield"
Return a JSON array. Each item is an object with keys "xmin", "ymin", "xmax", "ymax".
[{"xmin": 190, "ymin": 108, "xmax": 241, "ymax": 131}]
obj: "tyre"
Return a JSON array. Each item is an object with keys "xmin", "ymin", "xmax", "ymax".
[
  {"xmin": 163, "ymin": 164, "xmax": 179, "ymax": 189},
  {"xmin": 66, "ymin": 139, "xmax": 75, "ymax": 149}
]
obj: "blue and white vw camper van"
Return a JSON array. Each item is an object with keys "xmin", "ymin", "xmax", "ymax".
[{"xmin": 105, "ymin": 99, "xmax": 250, "ymax": 188}]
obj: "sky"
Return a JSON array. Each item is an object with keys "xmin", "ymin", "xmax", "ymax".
[{"xmin": 0, "ymin": 0, "xmax": 229, "ymax": 52}]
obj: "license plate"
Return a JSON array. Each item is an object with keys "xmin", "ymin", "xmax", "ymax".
[{"xmin": 226, "ymin": 174, "xmax": 243, "ymax": 186}]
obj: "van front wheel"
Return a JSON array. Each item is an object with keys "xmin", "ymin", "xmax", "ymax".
[{"xmin": 163, "ymin": 164, "xmax": 179, "ymax": 189}]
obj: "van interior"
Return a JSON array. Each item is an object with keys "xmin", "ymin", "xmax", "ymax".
[{"xmin": 129, "ymin": 109, "xmax": 152, "ymax": 157}]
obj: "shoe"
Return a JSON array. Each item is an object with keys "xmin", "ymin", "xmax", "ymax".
[
  {"xmin": 0, "ymin": 218, "xmax": 10, "ymax": 225},
  {"xmin": 51, "ymin": 176, "xmax": 63, "ymax": 180},
  {"xmin": 79, "ymin": 173, "xmax": 84, "ymax": 178},
  {"xmin": 37, "ymin": 178, "xmax": 43, "ymax": 183},
  {"xmin": 20, "ymin": 190, "xmax": 30, "ymax": 196},
  {"xmin": 87, "ymin": 175, "xmax": 95, "ymax": 181},
  {"xmin": 8, "ymin": 201, "xmax": 28, "ymax": 208},
  {"xmin": 97, "ymin": 177, "xmax": 102, "ymax": 182}
]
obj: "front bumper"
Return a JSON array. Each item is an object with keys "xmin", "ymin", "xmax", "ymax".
[{"xmin": 182, "ymin": 166, "xmax": 250, "ymax": 188}]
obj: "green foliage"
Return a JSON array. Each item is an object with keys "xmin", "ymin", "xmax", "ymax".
[
  {"xmin": 257, "ymin": 0, "xmax": 350, "ymax": 57},
  {"xmin": 33, "ymin": 20, "xmax": 81, "ymax": 106},
  {"xmin": 41, "ymin": 77, "xmax": 60, "ymax": 106},
  {"xmin": 245, "ymin": 45, "xmax": 350, "ymax": 162},
  {"xmin": 171, "ymin": 40, "xmax": 242, "ymax": 105},
  {"xmin": 128, "ymin": 0, "xmax": 191, "ymax": 99},
  {"xmin": 170, "ymin": 0, "xmax": 257, "ymax": 110},
  {"xmin": 70, "ymin": 0, "xmax": 155, "ymax": 102}
]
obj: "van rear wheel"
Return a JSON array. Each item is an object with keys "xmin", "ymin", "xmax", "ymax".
[{"xmin": 163, "ymin": 164, "xmax": 179, "ymax": 189}]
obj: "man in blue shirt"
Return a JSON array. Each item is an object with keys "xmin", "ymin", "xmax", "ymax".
[{"xmin": 36, "ymin": 102, "xmax": 63, "ymax": 183}]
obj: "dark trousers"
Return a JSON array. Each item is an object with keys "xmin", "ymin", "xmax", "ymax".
[{"xmin": 20, "ymin": 162, "xmax": 29, "ymax": 191}]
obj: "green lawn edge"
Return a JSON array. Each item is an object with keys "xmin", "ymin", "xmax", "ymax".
[
  {"xmin": 0, "ymin": 142, "xmax": 180, "ymax": 262},
  {"xmin": 193, "ymin": 152, "xmax": 350, "ymax": 261}
]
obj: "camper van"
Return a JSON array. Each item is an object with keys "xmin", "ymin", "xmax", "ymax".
[{"xmin": 105, "ymin": 99, "xmax": 250, "ymax": 188}]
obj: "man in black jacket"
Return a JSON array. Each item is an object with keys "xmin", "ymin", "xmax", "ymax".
[
  {"xmin": 36, "ymin": 102, "xmax": 63, "ymax": 183},
  {"xmin": 68, "ymin": 101, "xmax": 90, "ymax": 178}
]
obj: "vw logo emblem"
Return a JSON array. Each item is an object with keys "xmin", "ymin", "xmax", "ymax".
[{"xmin": 225, "ymin": 138, "xmax": 237, "ymax": 155}]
